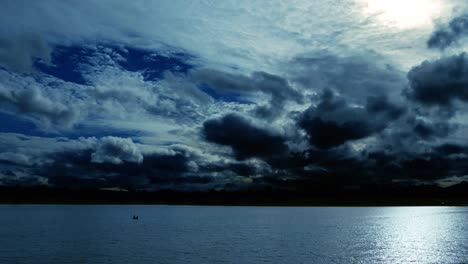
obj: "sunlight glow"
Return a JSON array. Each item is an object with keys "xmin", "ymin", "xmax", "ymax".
[{"xmin": 359, "ymin": 0, "xmax": 442, "ymax": 29}]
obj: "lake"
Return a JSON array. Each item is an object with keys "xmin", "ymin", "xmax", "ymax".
[{"xmin": 0, "ymin": 205, "xmax": 467, "ymax": 263}]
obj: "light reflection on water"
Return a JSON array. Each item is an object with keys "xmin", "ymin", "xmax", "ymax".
[
  {"xmin": 0, "ymin": 205, "xmax": 467, "ymax": 264},
  {"xmin": 374, "ymin": 207, "xmax": 468, "ymax": 263}
]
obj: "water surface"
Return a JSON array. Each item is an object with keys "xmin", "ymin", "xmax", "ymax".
[{"xmin": 0, "ymin": 205, "xmax": 467, "ymax": 263}]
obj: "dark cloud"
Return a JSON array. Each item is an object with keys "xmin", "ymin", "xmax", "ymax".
[
  {"xmin": 257, "ymin": 146, "xmax": 388, "ymax": 189},
  {"xmin": 428, "ymin": 13, "xmax": 468, "ymax": 50},
  {"xmin": 194, "ymin": 69, "xmax": 301, "ymax": 101},
  {"xmin": 0, "ymin": 134, "xmax": 210, "ymax": 189},
  {"xmin": 0, "ymin": 171, "xmax": 46, "ymax": 186},
  {"xmin": 435, "ymin": 143, "xmax": 467, "ymax": 155},
  {"xmin": 365, "ymin": 95, "xmax": 406, "ymax": 119},
  {"xmin": 405, "ymin": 53, "xmax": 468, "ymax": 107},
  {"xmin": 193, "ymin": 69, "xmax": 303, "ymax": 119},
  {"xmin": 202, "ymin": 113, "xmax": 288, "ymax": 159},
  {"xmin": 225, "ymin": 162, "xmax": 258, "ymax": 177},
  {"xmin": 259, "ymin": 140, "xmax": 468, "ymax": 190},
  {"xmin": 39, "ymin": 142, "xmax": 213, "ymax": 190},
  {"xmin": 1, "ymin": 129, "xmax": 467, "ymax": 190},
  {"xmin": 367, "ymin": 145, "xmax": 468, "ymax": 181},
  {"xmin": 411, "ymin": 119, "xmax": 454, "ymax": 139},
  {"xmin": 37, "ymin": 142, "xmax": 269, "ymax": 190},
  {"xmin": 298, "ymin": 90, "xmax": 404, "ymax": 149},
  {"xmin": 299, "ymin": 117, "xmax": 371, "ymax": 149},
  {"xmin": 289, "ymin": 51, "xmax": 405, "ymax": 103}
]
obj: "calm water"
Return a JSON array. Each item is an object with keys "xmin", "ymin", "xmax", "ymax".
[{"xmin": 0, "ymin": 205, "xmax": 467, "ymax": 264}]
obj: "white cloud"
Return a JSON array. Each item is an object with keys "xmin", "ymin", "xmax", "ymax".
[
  {"xmin": 0, "ymin": 85, "xmax": 78, "ymax": 128},
  {"xmin": 1, "ymin": 0, "xmax": 456, "ymax": 73},
  {"xmin": 91, "ymin": 136, "xmax": 143, "ymax": 164}
]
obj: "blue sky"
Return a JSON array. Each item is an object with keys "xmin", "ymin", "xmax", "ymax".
[{"xmin": 1, "ymin": 0, "xmax": 468, "ymax": 190}]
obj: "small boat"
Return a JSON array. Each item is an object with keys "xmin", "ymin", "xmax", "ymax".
[{"xmin": 132, "ymin": 215, "xmax": 138, "ymax": 220}]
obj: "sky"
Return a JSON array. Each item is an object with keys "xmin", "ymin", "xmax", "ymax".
[{"xmin": 1, "ymin": 0, "xmax": 468, "ymax": 191}]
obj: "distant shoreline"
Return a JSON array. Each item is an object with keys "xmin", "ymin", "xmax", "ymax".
[
  {"xmin": 2, "ymin": 203, "xmax": 468, "ymax": 206},
  {"xmin": 2, "ymin": 198, "xmax": 468, "ymax": 206},
  {"xmin": 2, "ymin": 183, "xmax": 468, "ymax": 206}
]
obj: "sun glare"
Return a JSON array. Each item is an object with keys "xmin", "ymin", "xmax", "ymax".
[{"xmin": 359, "ymin": 0, "xmax": 442, "ymax": 29}]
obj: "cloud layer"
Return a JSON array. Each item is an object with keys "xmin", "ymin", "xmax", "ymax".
[{"xmin": 1, "ymin": 1, "xmax": 468, "ymax": 190}]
